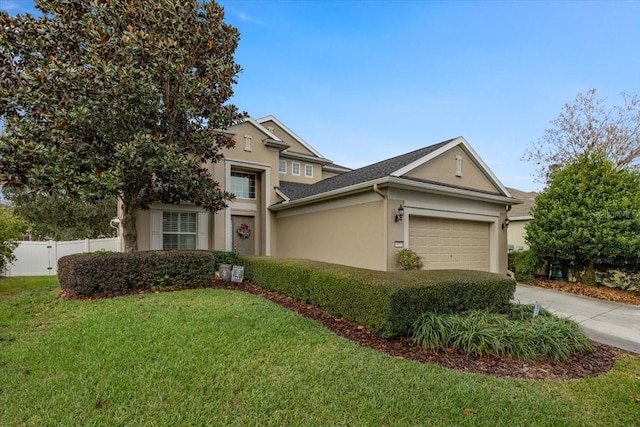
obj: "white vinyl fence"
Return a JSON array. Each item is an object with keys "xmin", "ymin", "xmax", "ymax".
[{"xmin": 4, "ymin": 237, "xmax": 122, "ymax": 277}]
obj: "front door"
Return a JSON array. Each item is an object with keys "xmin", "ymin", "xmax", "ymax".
[{"xmin": 232, "ymin": 216, "xmax": 255, "ymax": 255}]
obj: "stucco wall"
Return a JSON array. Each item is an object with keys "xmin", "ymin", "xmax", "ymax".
[
  {"xmin": 507, "ymin": 219, "xmax": 530, "ymax": 251},
  {"xmin": 276, "ymin": 198, "xmax": 387, "ymax": 270},
  {"xmin": 407, "ymin": 146, "xmax": 499, "ymax": 194}
]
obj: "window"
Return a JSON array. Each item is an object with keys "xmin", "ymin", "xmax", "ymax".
[
  {"xmin": 162, "ymin": 211, "xmax": 197, "ymax": 250},
  {"xmin": 455, "ymin": 155, "xmax": 463, "ymax": 177},
  {"xmin": 244, "ymin": 135, "xmax": 252, "ymax": 151},
  {"xmin": 231, "ymin": 171, "xmax": 256, "ymax": 199},
  {"xmin": 279, "ymin": 159, "xmax": 287, "ymax": 174},
  {"xmin": 292, "ymin": 162, "xmax": 300, "ymax": 176},
  {"xmin": 305, "ymin": 164, "xmax": 313, "ymax": 177}
]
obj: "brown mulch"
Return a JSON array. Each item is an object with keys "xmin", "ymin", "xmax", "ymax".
[
  {"xmin": 213, "ymin": 281, "xmax": 619, "ymax": 381},
  {"xmin": 527, "ymin": 279, "xmax": 640, "ymax": 306}
]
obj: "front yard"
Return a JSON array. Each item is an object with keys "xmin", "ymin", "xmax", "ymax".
[{"xmin": 1, "ymin": 277, "xmax": 639, "ymax": 426}]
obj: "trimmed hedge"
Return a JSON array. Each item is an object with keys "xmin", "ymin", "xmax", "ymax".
[
  {"xmin": 239, "ymin": 257, "xmax": 516, "ymax": 337},
  {"xmin": 58, "ymin": 250, "xmax": 216, "ymax": 298}
]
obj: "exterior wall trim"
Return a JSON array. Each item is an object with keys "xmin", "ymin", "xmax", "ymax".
[
  {"xmin": 271, "ymin": 177, "xmax": 521, "ymax": 212},
  {"xmin": 257, "ymin": 115, "xmax": 325, "ymax": 158},
  {"xmin": 225, "ymin": 159, "xmax": 272, "ymax": 255}
]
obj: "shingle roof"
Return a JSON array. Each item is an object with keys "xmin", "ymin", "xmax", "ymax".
[
  {"xmin": 506, "ymin": 187, "xmax": 538, "ymax": 217},
  {"xmin": 277, "ymin": 139, "xmax": 453, "ymax": 201}
]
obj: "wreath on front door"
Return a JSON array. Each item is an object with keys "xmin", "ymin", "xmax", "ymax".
[{"xmin": 236, "ymin": 222, "xmax": 251, "ymax": 239}]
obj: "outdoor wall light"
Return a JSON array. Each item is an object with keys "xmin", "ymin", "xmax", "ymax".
[
  {"xmin": 395, "ymin": 205, "xmax": 405, "ymax": 223},
  {"xmin": 502, "ymin": 217, "xmax": 510, "ymax": 230}
]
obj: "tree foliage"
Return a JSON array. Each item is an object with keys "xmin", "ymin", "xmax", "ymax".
[
  {"xmin": 3, "ymin": 188, "xmax": 116, "ymax": 241},
  {"xmin": 0, "ymin": 206, "xmax": 29, "ymax": 272},
  {"xmin": 0, "ymin": 0, "xmax": 243, "ymax": 252},
  {"xmin": 524, "ymin": 89, "xmax": 640, "ymax": 181},
  {"xmin": 526, "ymin": 152, "xmax": 640, "ymax": 284}
]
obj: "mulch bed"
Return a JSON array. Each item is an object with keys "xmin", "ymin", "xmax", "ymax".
[{"xmin": 214, "ymin": 281, "xmax": 619, "ymax": 381}]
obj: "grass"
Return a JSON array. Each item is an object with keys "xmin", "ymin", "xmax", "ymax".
[
  {"xmin": 1, "ymin": 277, "xmax": 639, "ymax": 426},
  {"xmin": 411, "ymin": 306, "xmax": 594, "ymax": 361}
]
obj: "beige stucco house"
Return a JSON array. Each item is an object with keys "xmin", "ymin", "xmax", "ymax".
[
  {"xmin": 505, "ymin": 187, "xmax": 537, "ymax": 252},
  {"xmin": 131, "ymin": 115, "xmax": 521, "ymax": 274}
]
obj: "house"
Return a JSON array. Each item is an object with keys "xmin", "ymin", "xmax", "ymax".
[
  {"xmin": 505, "ymin": 187, "xmax": 537, "ymax": 252},
  {"xmin": 132, "ymin": 116, "xmax": 521, "ymax": 273}
]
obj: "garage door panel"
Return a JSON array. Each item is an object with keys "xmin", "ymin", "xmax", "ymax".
[{"xmin": 409, "ymin": 217, "xmax": 489, "ymax": 271}]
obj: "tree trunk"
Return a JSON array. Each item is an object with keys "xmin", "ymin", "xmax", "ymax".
[
  {"xmin": 581, "ymin": 260, "xmax": 597, "ymax": 285},
  {"xmin": 121, "ymin": 197, "xmax": 138, "ymax": 253}
]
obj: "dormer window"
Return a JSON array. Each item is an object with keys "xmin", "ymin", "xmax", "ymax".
[
  {"xmin": 244, "ymin": 135, "xmax": 252, "ymax": 151},
  {"xmin": 305, "ymin": 164, "xmax": 313, "ymax": 178},
  {"xmin": 292, "ymin": 162, "xmax": 301, "ymax": 176},
  {"xmin": 279, "ymin": 159, "xmax": 287, "ymax": 174},
  {"xmin": 456, "ymin": 155, "xmax": 463, "ymax": 177}
]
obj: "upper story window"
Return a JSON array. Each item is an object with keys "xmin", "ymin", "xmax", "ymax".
[
  {"xmin": 292, "ymin": 162, "xmax": 301, "ymax": 176},
  {"xmin": 305, "ymin": 164, "xmax": 313, "ymax": 178},
  {"xmin": 279, "ymin": 159, "xmax": 287, "ymax": 174},
  {"xmin": 162, "ymin": 211, "xmax": 197, "ymax": 250},
  {"xmin": 231, "ymin": 172, "xmax": 256, "ymax": 199},
  {"xmin": 244, "ymin": 135, "xmax": 252, "ymax": 151}
]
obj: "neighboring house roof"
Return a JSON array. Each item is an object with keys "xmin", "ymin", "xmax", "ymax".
[
  {"xmin": 506, "ymin": 187, "xmax": 538, "ymax": 219},
  {"xmin": 274, "ymin": 137, "xmax": 521, "ymax": 209}
]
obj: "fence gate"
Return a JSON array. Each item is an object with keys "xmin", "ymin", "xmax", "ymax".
[{"xmin": 4, "ymin": 238, "xmax": 121, "ymax": 277}]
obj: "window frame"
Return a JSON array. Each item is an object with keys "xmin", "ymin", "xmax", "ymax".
[
  {"xmin": 292, "ymin": 162, "xmax": 301, "ymax": 176},
  {"xmin": 162, "ymin": 211, "xmax": 197, "ymax": 250},
  {"xmin": 305, "ymin": 164, "xmax": 313, "ymax": 178},
  {"xmin": 230, "ymin": 171, "xmax": 257, "ymax": 199},
  {"xmin": 279, "ymin": 159, "xmax": 287, "ymax": 174}
]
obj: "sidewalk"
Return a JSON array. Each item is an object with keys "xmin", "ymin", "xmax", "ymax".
[{"xmin": 514, "ymin": 284, "xmax": 640, "ymax": 354}]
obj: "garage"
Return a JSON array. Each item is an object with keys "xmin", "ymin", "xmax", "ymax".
[{"xmin": 409, "ymin": 217, "xmax": 490, "ymax": 271}]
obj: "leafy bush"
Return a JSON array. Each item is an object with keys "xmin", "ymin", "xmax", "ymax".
[
  {"xmin": 508, "ymin": 250, "xmax": 540, "ymax": 282},
  {"xmin": 212, "ymin": 250, "xmax": 240, "ymax": 271},
  {"xmin": 395, "ymin": 249, "xmax": 423, "ymax": 270},
  {"xmin": 0, "ymin": 206, "xmax": 29, "ymax": 272},
  {"xmin": 240, "ymin": 256, "xmax": 516, "ymax": 337},
  {"xmin": 58, "ymin": 250, "xmax": 216, "ymax": 298},
  {"xmin": 411, "ymin": 307, "xmax": 593, "ymax": 361}
]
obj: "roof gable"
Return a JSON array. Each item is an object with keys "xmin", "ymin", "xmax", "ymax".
[
  {"xmin": 391, "ymin": 137, "xmax": 512, "ymax": 198},
  {"xmin": 257, "ymin": 116, "xmax": 325, "ymax": 159},
  {"xmin": 275, "ymin": 137, "xmax": 517, "ymax": 206},
  {"xmin": 228, "ymin": 117, "xmax": 284, "ymax": 142}
]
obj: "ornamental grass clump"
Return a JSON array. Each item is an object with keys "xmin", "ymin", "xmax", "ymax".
[{"xmin": 411, "ymin": 306, "xmax": 594, "ymax": 362}]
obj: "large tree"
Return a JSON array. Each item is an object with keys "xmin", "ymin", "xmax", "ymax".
[
  {"xmin": 3, "ymin": 188, "xmax": 117, "ymax": 241},
  {"xmin": 0, "ymin": 0, "xmax": 243, "ymax": 252},
  {"xmin": 524, "ymin": 89, "xmax": 640, "ymax": 181},
  {"xmin": 526, "ymin": 152, "xmax": 640, "ymax": 284}
]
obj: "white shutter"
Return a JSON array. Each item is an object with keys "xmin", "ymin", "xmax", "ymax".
[
  {"xmin": 197, "ymin": 211, "xmax": 209, "ymax": 250},
  {"xmin": 150, "ymin": 210, "xmax": 163, "ymax": 250}
]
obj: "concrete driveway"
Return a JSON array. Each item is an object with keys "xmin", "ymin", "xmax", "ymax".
[{"xmin": 514, "ymin": 284, "xmax": 640, "ymax": 354}]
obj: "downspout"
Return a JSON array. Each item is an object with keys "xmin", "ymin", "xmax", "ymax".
[
  {"xmin": 372, "ymin": 183, "xmax": 386, "ymax": 199},
  {"xmin": 373, "ymin": 184, "xmax": 389, "ymax": 270}
]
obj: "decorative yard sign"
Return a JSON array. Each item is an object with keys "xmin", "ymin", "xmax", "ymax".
[
  {"xmin": 219, "ymin": 264, "xmax": 231, "ymax": 282},
  {"xmin": 231, "ymin": 265, "xmax": 244, "ymax": 283}
]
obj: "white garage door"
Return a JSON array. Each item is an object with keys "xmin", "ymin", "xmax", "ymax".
[{"xmin": 409, "ymin": 217, "xmax": 490, "ymax": 271}]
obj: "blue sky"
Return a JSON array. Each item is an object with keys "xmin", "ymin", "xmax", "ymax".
[{"xmin": 3, "ymin": 0, "xmax": 639, "ymax": 192}]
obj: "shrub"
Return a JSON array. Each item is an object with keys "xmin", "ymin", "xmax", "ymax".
[
  {"xmin": 395, "ymin": 249, "xmax": 423, "ymax": 270},
  {"xmin": 212, "ymin": 250, "xmax": 240, "ymax": 271},
  {"xmin": 411, "ymin": 307, "xmax": 593, "ymax": 361},
  {"xmin": 58, "ymin": 250, "xmax": 216, "ymax": 298},
  {"xmin": 239, "ymin": 256, "xmax": 516, "ymax": 337},
  {"xmin": 509, "ymin": 250, "xmax": 540, "ymax": 282}
]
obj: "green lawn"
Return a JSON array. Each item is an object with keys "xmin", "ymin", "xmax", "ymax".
[{"xmin": 1, "ymin": 277, "xmax": 639, "ymax": 426}]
